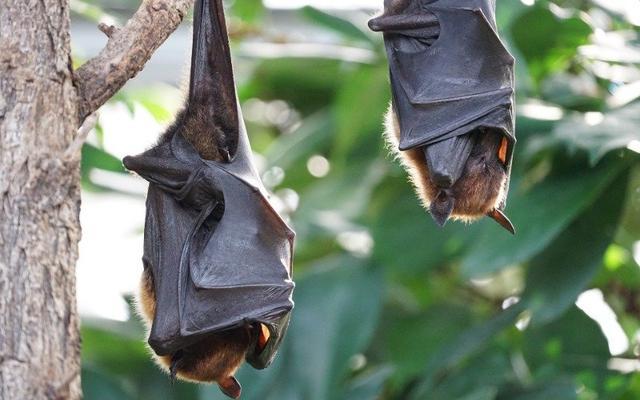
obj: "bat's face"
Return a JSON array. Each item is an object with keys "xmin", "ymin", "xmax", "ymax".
[
  {"xmin": 427, "ymin": 129, "xmax": 510, "ymax": 226},
  {"xmin": 385, "ymin": 109, "xmax": 515, "ymax": 234}
]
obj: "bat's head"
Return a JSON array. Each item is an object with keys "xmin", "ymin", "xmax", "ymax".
[
  {"xmin": 384, "ymin": 109, "xmax": 515, "ymax": 234},
  {"xmin": 425, "ymin": 129, "xmax": 514, "ymax": 234}
]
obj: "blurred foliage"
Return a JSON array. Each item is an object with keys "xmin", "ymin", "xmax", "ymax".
[{"xmin": 76, "ymin": 0, "xmax": 640, "ymax": 399}]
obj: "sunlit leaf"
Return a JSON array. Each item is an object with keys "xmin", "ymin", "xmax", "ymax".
[{"xmin": 511, "ymin": 5, "xmax": 591, "ymax": 84}]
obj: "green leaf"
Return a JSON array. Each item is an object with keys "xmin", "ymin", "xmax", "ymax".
[
  {"xmin": 508, "ymin": 380, "xmax": 578, "ymax": 400},
  {"xmin": 409, "ymin": 303, "xmax": 525, "ymax": 399},
  {"xmin": 300, "ymin": 6, "xmax": 375, "ymax": 45},
  {"xmin": 231, "ymin": 0, "xmax": 264, "ymax": 22},
  {"xmin": 511, "ymin": 5, "xmax": 591, "ymax": 84},
  {"xmin": 522, "ymin": 308, "xmax": 610, "ymax": 373},
  {"xmin": 332, "ymin": 66, "xmax": 390, "ymax": 166},
  {"xmin": 461, "ymin": 157, "xmax": 627, "ymax": 278},
  {"xmin": 265, "ymin": 111, "xmax": 334, "ymax": 171},
  {"xmin": 202, "ymin": 257, "xmax": 384, "ymax": 400},
  {"xmin": 551, "ymin": 104, "xmax": 640, "ymax": 165},
  {"xmin": 82, "ymin": 367, "xmax": 135, "ymax": 400},
  {"xmin": 522, "ymin": 168, "xmax": 630, "ymax": 325},
  {"xmin": 81, "ymin": 144, "xmax": 126, "ymax": 176},
  {"xmin": 344, "ymin": 367, "xmax": 394, "ymax": 400},
  {"xmin": 379, "ymin": 304, "xmax": 474, "ymax": 390}
]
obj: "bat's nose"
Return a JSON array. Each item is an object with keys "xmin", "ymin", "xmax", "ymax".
[
  {"xmin": 423, "ymin": 133, "xmax": 477, "ymax": 189},
  {"xmin": 430, "ymin": 171, "xmax": 454, "ymax": 188}
]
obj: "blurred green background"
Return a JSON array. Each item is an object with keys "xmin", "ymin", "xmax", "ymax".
[{"xmin": 73, "ymin": 0, "xmax": 640, "ymax": 399}]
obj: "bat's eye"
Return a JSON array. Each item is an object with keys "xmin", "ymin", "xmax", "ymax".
[
  {"xmin": 497, "ymin": 136, "xmax": 508, "ymax": 165},
  {"xmin": 257, "ymin": 323, "xmax": 271, "ymax": 352}
]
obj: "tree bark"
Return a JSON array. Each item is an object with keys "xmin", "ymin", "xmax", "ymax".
[
  {"xmin": 0, "ymin": 1, "xmax": 81, "ymax": 399},
  {"xmin": 1, "ymin": 0, "xmax": 192, "ymax": 397},
  {"xmin": 75, "ymin": 0, "xmax": 193, "ymax": 123}
]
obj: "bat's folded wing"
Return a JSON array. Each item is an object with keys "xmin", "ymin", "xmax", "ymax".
[
  {"xmin": 124, "ymin": 133, "xmax": 295, "ymax": 368},
  {"xmin": 385, "ymin": 2, "xmax": 516, "ymax": 155}
]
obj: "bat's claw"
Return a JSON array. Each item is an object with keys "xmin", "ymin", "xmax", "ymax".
[
  {"xmin": 487, "ymin": 209, "xmax": 515, "ymax": 235},
  {"xmin": 218, "ymin": 376, "xmax": 242, "ymax": 399}
]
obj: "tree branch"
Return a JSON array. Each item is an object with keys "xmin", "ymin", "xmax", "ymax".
[{"xmin": 73, "ymin": 0, "xmax": 194, "ymax": 124}]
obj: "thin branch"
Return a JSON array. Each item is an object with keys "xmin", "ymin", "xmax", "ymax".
[
  {"xmin": 73, "ymin": 0, "xmax": 194, "ymax": 125},
  {"xmin": 64, "ymin": 112, "xmax": 98, "ymax": 160}
]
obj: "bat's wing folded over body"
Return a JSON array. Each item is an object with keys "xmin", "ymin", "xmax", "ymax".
[
  {"xmin": 123, "ymin": 124, "xmax": 294, "ymax": 368},
  {"xmin": 123, "ymin": 0, "xmax": 294, "ymax": 397},
  {"xmin": 370, "ymin": 0, "xmax": 517, "ymax": 233}
]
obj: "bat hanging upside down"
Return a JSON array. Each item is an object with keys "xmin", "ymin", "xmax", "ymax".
[
  {"xmin": 370, "ymin": 0, "xmax": 517, "ymax": 234},
  {"xmin": 123, "ymin": 0, "xmax": 295, "ymax": 398}
]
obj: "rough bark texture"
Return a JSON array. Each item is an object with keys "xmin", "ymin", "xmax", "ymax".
[
  {"xmin": 0, "ymin": 0, "xmax": 191, "ymax": 397},
  {"xmin": 0, "ymin": 1, "xmax": 82, "ymax": 399},
  {"xmin": 74, "ymin": 0, "xmax": 194, "ymax": 123}
]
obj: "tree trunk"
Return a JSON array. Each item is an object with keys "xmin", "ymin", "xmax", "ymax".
[{"xmin": 0, "ymin": 0, "xmax": 82, "ymax": 398}]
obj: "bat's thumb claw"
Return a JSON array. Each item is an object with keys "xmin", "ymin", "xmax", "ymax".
[
  {"xmin": 218, "ymin": 376, "xmax": 242, "ymax": 399},
  {"xmin": 487, "ymin": 209, "xmax": 516, "ymax": 235}
]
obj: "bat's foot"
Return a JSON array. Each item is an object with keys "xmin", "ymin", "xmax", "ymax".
[{"xmin": 218, "ymin": 376, "xmax": 242, "ymax": 399}]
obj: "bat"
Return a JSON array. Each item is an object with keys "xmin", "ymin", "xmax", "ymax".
[
  {"xmin": 369, "ymin": 0, "xmax": 517, "ymax": 234},
  {"xmin": 122, "ymin": 0, "xmax": 295, "ymax": 397}
]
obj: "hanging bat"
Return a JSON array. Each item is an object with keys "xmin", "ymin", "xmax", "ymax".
[
  {"xmin": 369, "ymin": 0, "xmax": 517, "ymax": 234},
  {"xmin": 122, "ymin": 0, "xmax": 295, "ymax": 398}
]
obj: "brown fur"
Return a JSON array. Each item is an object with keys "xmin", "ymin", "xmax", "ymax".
[
  {"xmin": 137, "ymin": 268, "xmax": 251, "ymax": 388},
  {"xmin": 384, "ymin": 106, "xmax": 507, "ymax": 222}
]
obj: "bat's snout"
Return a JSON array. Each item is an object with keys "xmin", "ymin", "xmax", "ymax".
[{"xmin": 429, "ymin": 190, "xmax": 454, "ymax": 227}]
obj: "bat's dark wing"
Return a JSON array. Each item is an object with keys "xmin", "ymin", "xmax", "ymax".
[
  {"xmin": 370, "ymin": 0, "xmax": 515, "ymax": 155},
  {"xmin": 123, "ymin": 0, "xmax": 294, "ymax": 370},
  {"xmin": 370, "ymin": 0, "xmax": 516, "ymax": 206}
]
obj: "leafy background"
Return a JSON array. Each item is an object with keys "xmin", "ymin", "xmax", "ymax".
[{"xmin": 73, "ymin": 0, "xmax": 640, "ymax": 399}]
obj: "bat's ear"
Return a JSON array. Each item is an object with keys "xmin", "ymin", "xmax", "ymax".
[
  {"xmin": 429, "ymin": 191, "xmax": 455, "ymax": 227},
  {"xmin": 257, "ymin": 323, "xmax": 271, "ymax": 352},
  {"xmin": 218, "ymin": 376, "xmax": 242, "ymax": 399},
  {"xmin": 488, "ymin": 209, "xmax": 515, "ymax": 235}
]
